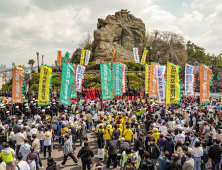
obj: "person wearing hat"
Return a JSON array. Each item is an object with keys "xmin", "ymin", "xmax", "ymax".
[
  {"xmin": 147, "ymin": 137, "xmax": 160, "ymax": 167},
  {"xmin": 42, "ymin": 127, "xmax": 52, "ymax": 158},
  {"xmin": 164, "ymin": 134, "xmax": 175, "ymax": 159},
  {"xmin": 165, "ymin": 153, "xmax": 182, "ymax": 170},
  {"xmin": 134, "ymin": 132, "xmax": 145, "ymax": 152},
  {"xmin": 60, "ymin": 134, "xmax": 78, "ymax": 168},
  {"xmin": 152, "ymin": 128, "xmax": 160, "ymax": 143},
  {"xmin": 51, "ymin": 103, "xmax": 58, "ymax": 116},
  {"xmin": 14, "ymin": 105, "xmax": 22, "ymax": 118}
]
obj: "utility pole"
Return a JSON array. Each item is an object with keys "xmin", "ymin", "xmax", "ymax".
[
  {"xmin": 36, "ymin": 52, "xmax": 39, "ymax": 73},
  {"xmin": 42, "ymin": 55, "xmax": 44, "ymax": 65}
]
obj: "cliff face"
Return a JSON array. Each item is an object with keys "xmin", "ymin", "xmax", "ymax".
[{"xmin": 92, "ymin": 10, "xmax": 145, "ymax": 61}]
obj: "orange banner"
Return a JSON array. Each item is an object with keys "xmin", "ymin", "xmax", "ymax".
[
  {"xmin": 57, "ymin": 51, "xmax": 62, "ymax": 66},
  {"xmin": 149, "ymin": 62, "xmax": 159, "ymax": 98},
  {"xmin": 12, "ymin": 65, "xmax": 25, "ymax": 103},
  {"xmin": 112, "ymin": 49, "xmax": 118, "ymax": 62},
  {"xmin": 200, "ymin": 64, "xmax": 212, "ymax": 104}
]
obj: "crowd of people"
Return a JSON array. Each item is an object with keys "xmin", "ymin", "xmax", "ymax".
[{"xmin": 0, "ymin": 91, "xmax": 222, "ymax": 170}]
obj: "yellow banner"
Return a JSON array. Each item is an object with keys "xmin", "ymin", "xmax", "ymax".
[
  {"xmin": 38, "ymin": 65, "xmax": 52, "ymax": 105},
  {"xmin": 80, "ymin": 49, "xmax": 86, "ymax": 65},
  {"xmin": 141, "ymin": 50, "xmax": 148, "ymax": 65},
  {"xmin": 166, "ymin": 61, "xmax": 180, "ymax": 107},
  {"xmin": 221, "ymin": 91, "xmax": 222, "ymax": 107},
  {"xmin": 145, "ymin": 64, "xmax": 150, "ymax": 93}
]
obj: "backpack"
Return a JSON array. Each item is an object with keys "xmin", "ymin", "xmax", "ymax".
[
  {"xmin": 97, "ymin": 129, "xmax": 102, "ymax": 139},
  {"xmin": 141, "ymin": 160, "xmax": 149, "ymax": 170},
  {"xmin": 202, "ymin": 149, "xmax": 208, "ymax": 164}
]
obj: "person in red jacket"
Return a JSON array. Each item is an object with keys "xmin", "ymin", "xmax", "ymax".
[
  {"xmin": 86, "ymin": 88, "xmax": 90, "ymax": 99},
  {"xmin": 91, "ymin": 88, "xmax": 95, "ymax": 99}
]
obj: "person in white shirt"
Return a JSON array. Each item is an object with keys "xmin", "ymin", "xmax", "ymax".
[
  {"xmin": 15, "ymin": 154, "xmax": 30, "ymax": 170},
  {"xmin": 192, "ymin": 141, "xmax": 203, "ymax": 170},
  {"xmin": 30, "ymin": 125, "xmax": 37, "ymax": 144},
  {"xmin": 42, "ymin": 128, "xmax": 52, "ymax": 158},
  {"xmin": 159, "ymin": 122, "xmax": 167, "ymax": 136},
  {"xmin": 185, "ymin": 112, "xmax": 190, "ymax": 123},
  {"xmin": 174, "ymin": 129, "xmax": 186, "ymax": 144},
  {"xmin": 34, "ymin": 113, "xmax": 41, "ymax": 121},
  {"xmin": 15, "ymin": 128, "xmax": 25, "ymax": 156}
]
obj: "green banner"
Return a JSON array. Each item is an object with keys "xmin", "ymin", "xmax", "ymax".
[
  {"xmin": 112, "ymin": 63, "xmax": 123, "ymax": 95},
  {"xmin": 71, "ymin": 84, "xmax": 77, "ymax": 98},
  {"xmin": 100, "ymin": 63, "xmax": 113, "ymax": 100},
  {"xmin": 62, "ymin": 52, "xmax": 70, "ymax": 63},
  {"xmin": 218, "ymin": 72, "xmax": 222, "ymax": 80},
  {"xmin": 59, "ymin": 62, "xmax": 75, "ymax": 105}
]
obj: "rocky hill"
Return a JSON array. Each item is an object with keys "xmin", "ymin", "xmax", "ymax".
[{"xmin": 92, "ymin": 10, "xmax": 145, "ymax": 61}]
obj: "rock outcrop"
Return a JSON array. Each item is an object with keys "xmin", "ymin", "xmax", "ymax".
[{"xmin": 92, "ymin": 10, "xmax": 145, "ymax": 61}]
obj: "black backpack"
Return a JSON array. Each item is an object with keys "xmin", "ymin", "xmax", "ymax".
[{"xmin": 141, "ymin": 160, "xmax": 153, "ymax": 170}]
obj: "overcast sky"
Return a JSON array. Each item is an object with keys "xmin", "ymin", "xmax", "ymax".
[{"xmin": 0, "ymin": 0, "xmax": 221, "ymax": 67}]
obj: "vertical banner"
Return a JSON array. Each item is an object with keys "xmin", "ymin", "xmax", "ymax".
[
  {"xmin": 59, "ymin": 62, "xmax": 75, "ymax": 105},
  {"xmin": 112, "ymin": 63, "xmax": 123, "ymax": 95},
  {"xmin": 200, "ymin": 64, "xmax": 212, "ymax": 104},
  {"xmin": 133, "ymin": 48, "xmax": 140, "ymax": 63},
  {"xmin": 62, "ymin": 52, "xmax": 70, "ymax": 63},
  {"xmin": 184, "ymin": 64, "xmax": 195, "ymax": 97},
  {"xmin": 80, "ymin": 49, "xmax": 86, "ymax": 65},
  {"xmin": 38, "ymin": 65, "xmax": 52, "ymax": 105},
  {"xmin": 141, "ymin": 49, "xmax": 148, "ymax": 65},
  {"xmin": 57, "ymin": 51, "xmax": 62, "ymax": 66},
  {"xmin": 220, "ymin": 91, "xmax": 222, "ymax": 107},
  {"xmin": 71, "ymin": 85, "xmax": 77, "ymax": 98},
  {"xmin": 156, "ymin": 65, "xmax": 166, "ymax": 104},
  {"xmin": 166, "ymin": 61, "xmax": 180, "ymax": 107},
  {"xmin": 145, "ymin": 64, "xmax": 150, "ymax": 94},
  {"xmin": 112, "ymin": 49, "xmax": 118, "ymax": 62},
  {"xmin": 76, "ymin": 64, "xmax": 85, "ymax": 92},
  {"xmin": 12, "ymin": 64, "xmax": 25, "ymax": 103},
  {"xmin": 122, "ymin": 64, "xmax": 127, "ymax": 93},
  {"xmin": 84, "ymin": 50, "xmax": 91, "ymax": 66},
  {"xmin": 100, "ymin": 63, "xmax": 113, "ymax": 100},
  {"xmin": 149, "ymin": 62, "xmax": 159, "ymax": 98}
]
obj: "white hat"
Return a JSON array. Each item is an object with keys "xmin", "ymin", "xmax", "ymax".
[
  {"xmin": 24, "ymin": 104, "xmax": 27, "ymax": 106},
  {"xmin": 26, "ymin": 107, "xmax": 29, "ymax": 109},
  {"xmin": 6, "ymin": 111, "xmax": 10, "ymax": 113},
  {"xmin": 47, "ymin": 106, "xmax": 50, "ymax": 109},
  {"xmin": 31, "ymin": 101, "xmax": 33, "ymax": 103},
  {"xmin": 15, "ymin": 106, "xmax": 19, "ymax": 109},
  {"xmin": 53, "ymin": 103, "xmax": 56, "ymax": 105},
  {"xmin": 65, "ymin": 110, "xmax": 67, "ymax": 113},
  {"xmin": 33, "ymin": 103, "xmax": 36, "ymax": 105},
  {"xmin": 35, "ymin": 100, "xmax": 38, "ymax": 102},
  {"xmin": 42, "ymin": 109, "xmax": 45, "ymax": 112}
]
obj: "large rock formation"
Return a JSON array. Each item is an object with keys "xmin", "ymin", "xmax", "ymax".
[{"xmin": 92, "ymin": 10, "xmax": 145, "ymax": 61}]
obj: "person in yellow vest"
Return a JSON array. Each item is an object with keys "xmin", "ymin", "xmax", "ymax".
[
  {"xmin": 121, "ymin": 148, "xmax": 133, "ymax": 168},
  {"xmin": 123, "ymin": 125, "xmax": 133, "ymax": 147},
  {"xmin": 99, "ymin": 116, "xmax": 104, "ymax": 123},
  {"xmin": 116, "ymin": 120, "xmax": 123, "ymax": 132},
  {"xmin": 1, "ymin": 143, "xmax": 15, "ymax": 170},
  {"xmin": 105, "ymin": 124, "xmax": 113, "ymax": 150},
  {"xmin": 152, "ymin": 128, "xmax": 160, "ymax": 143},
  {"xmin": 96, "ymin": 125, "xmax": 104, "ymax": 140}
]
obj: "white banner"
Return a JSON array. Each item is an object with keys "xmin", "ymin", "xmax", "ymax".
[
  {"xmin": 84, "ymin": 50, "xmax": 91, "ymax": 66},
  {"xmin": 185, "ymin": 63, "xmax": 195, "ymax": 96},
  {"xmin": 76, "ymin": 64, "xmax": 85, "ymax": 92},
  {"xmin": 133, "ymin": 48, "xmax": 140, "ymax": 63},
  {"xmin": 156, "ymin": 65, "xmax": 166, "ymax": 104}
]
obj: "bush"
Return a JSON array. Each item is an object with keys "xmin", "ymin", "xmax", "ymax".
[
  {"xmin": 85, "ymin": 62, "xmax": 96, "ymax": 71},
  {"xmin": 28, "ymin": 84, "xmax": 39, "ymax": 93},
  {"xmin": 0, "ymin": 79, "xmax": 12, "ymax": 92}
]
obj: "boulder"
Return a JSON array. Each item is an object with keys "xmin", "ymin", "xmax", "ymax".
[{"xmin": 92, "ymin": 10, "xmax": 145, "ymax": 61}]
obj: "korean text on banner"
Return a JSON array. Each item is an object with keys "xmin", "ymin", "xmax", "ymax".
[
  {"xmin": 220, "ymin": 91, "xmax": 222, "ymax": 107},
  {"xmin": 112, "ymin": 49, "xmax": 118, "ymax": 62},
  {"xmin": 200, "ymin": 64, "xmax": 212, "ymax": 104},
  {"xmin": 122, "ymin": 64, "xmax": 127, "ymax": 93},
  {"xmin": 149, "ymin": 62, "xmax": 159, "ymax": 98},
  {"xmin": 57, "ymin": 51, "xmax": 62, "ymax": 66},
  {"xmin": 12, "ymin": 65, "xmax": 25, "ymax": 103},
  {"xmin": 100, "ymin": 63, "xmax": 113, "ymax": 100},
  {"xmin": 59, "ymin": 62, "xmax": 75, "ymax": 105},
  {"xmin": 156, "ymin": 65, "xmax": 166, "ymax": 104},
  {"xmin": 80, "ymin": 49, "xmax": 86, "ymax": 65},
  {"xmin": 38, "ymin": 65, "xmax": 52, "ymax": 105},
  {"xmin": 184, "ymin": 64, "xmax": 195, "ymax": 97},
  {"xmin": 133, "ymin": 48, "xmax": 140, "ymax": 63},
  {"xmin": 141, "ymin": 49, "xmax": 148, "ymax": 65},
  {"xmin": 62, "ymin": 52, "xmax": 69, "ymax": 63},
  {"xmin": 84, "ymin": 50, "xmax": 91, "ymax": 66},
  {"xmin": 76, "ymin": 65, "xmax": 85, "ymax": 92},
  {"xmin": 166, "ymin": 61, "xmax": 180, "ymax": 107},
  {"xmin": 112, "ymin": 63, "xmax": 122, "ymax": 96},
  {"xmin": 145, "ymin": 64, "xmax": 150, "ymax": 94}
]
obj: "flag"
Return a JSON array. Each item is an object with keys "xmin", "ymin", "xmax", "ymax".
[
  {"xmin": 57, "ymin": 51, "xmax": 62, "ymax": 66},
  {"xmin": 200, "ymin": 64, "xmax": 212, "ymax": 104},
  {"xmin": 84, "ymin": 50, "xmax": 91, "ymax": 66},
  {"xmin": 149, "ymin": 62, "xmax": 159, "ymax": 98},
  {"xmin": 59, "ymin": 62, "xmax": 75, "ymax": 105},
  {"xmin": 100, "ymin": 62, "xmax": 113, "ymax": 100},
  {"xmin": 145, "ymin": 64, "xmax": 150, "ymax": 94},
  {"xmin": 12, "ymin": 64, "xmax": 26, "ymax": 103},
  {"xmin": 38, "ymin": 65, "xmax": 52, "ymax": 105},
  {"xmin": 76, "ymin": 64, "xmax": 85, "ymax": 92},
  {"xmin": 141, "ymin": 49, "xmax": 148, "ymax": 65},
  {"xmin": 133, "ymin": 48, "xmax": 140, "ymax": 63},
  {"xmin": 184, "ymin": 63, "xmax": 195, "ymax": 97},
  {"xmin": 166, "ymin": 61, "xmax": 181, "ymax": 107},
  {"xmin": 112, "ymin": 63, "xmax": 122, "ymax": 95},
  {"xmin": 156, "ymin": 65, "xmax": 166, "ymax": 104},
  {"xmin": 80, "ymin": 49, "xmax": 86, "ymax": 65}
]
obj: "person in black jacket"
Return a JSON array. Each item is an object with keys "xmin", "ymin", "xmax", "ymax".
[
  {"xmin": 134, "ymin": 133, "xmax": 145, "ymax": 151},
  {"xmin": 165, "ymin": 153, "xmax": 182, "ymax": 170},
  {"xmin": 77, "ymin": 141, "xmax": 94, "ymax": 170},
  {"xmin": 112, "ymin": 124, "xmax": 121, "ymax": 148},
  {"xmin": 208, "ymin": 139, "xmax": 222, "ymax": 169},
  {"xmin": 46, "ymin": 157, "xmax": 57, "ymax": 170},
  {"xmin": 145, "ymin": 131, "xmax": 152, "ymax": 151},
  {"xmin": 107, "ymin": 136, "xmax": 118, "ymax": 169},
  {"xmin": 147, "ymin": 137, "xmax": 160, "ymax": 167},
  {"xmin": 139, "ymin": 151, "xmax": 154, "ymax": 170}
]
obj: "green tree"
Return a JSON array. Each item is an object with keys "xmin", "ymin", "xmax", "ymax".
[
  {"xmin": 28, "ymin": 59, "xmax": 35, "ymax": 72},
  {"xmin": 71, "ymin": 48, "xmax": 81, "ymax": 64}
]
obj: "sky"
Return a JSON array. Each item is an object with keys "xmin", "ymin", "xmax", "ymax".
[{"xmin": 0, "ymin": 0, "xmax": 221, "ymax": 68}]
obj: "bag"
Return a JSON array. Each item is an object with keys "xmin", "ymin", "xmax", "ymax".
[
  {"xmin": 79, "ymin": 150, "xmax": 89, "ymax": 159},
  {"xmin": 97, "ymin": 149, "xmax": 104, "ymax": 158},
  {"xmin": 104, "ymin": 150, "xmax": 108, "ymax": 162},
  {"xmin": 141, "ymin": 160, "xmax": 148, "ymax": 170}
]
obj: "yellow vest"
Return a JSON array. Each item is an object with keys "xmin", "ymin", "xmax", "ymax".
[{"xmin": 1, "ymin": 152, "xmax": 13, "ymax": 163}]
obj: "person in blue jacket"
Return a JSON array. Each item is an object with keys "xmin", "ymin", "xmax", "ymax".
[{"xmin": 164, "ymin": 134, "xmax": 175, "ymax": 160}]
